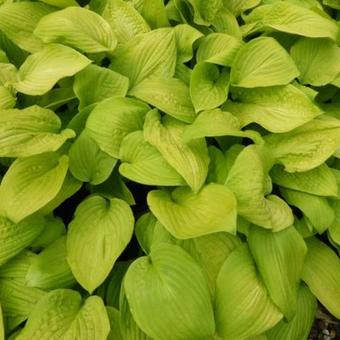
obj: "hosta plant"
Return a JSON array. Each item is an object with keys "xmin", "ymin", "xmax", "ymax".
[{"xmin": 0, "ymin": 0, "xmax": 339, "ymax": 339}]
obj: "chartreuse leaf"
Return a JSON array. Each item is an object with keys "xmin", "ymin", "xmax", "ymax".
[
  {"xmin": 144, "ymin": 109, "xmax": 209, "ymax": 192},
  {"xmin": 135, "ymin": 213, "xmax": 175, "ymax": 254},
  {"xmin": 67, "ymin": 195, "xmax": 134, "ymax": 293},
  {"xmin": 31, "ymin": 216, "xmax": 66, "ymax": 249},
  {"xmin": 177, "ymin": 232, "xmax": 242, "ymax": 296},
  {"xmin": 302, "ymin": 237, "xmax": 340, "ymax": 318},
  {"xmin": 0, "ymin": 63, "xmax": 17, "ymax": 109},
  {"xmin": 147, "ymin": 183, "xmax": 237, "ymax": 239},
  {"xmin": 323, "ymin": 0, "xmax": 340, "ymax": 9},
  {"xmin": 266, "ymin": 284, "xmax": 317, "ymax": 340},
  {"xmin": 34, "ymin": 7, "xmax": 117, "ymax": 54},
  {"xmin": 110, "ymin": 28, "xmax": 176, "ymax": 88},
  {"xmin": 140, "ymin": 0, "xmax": 169, "ymax": 29},
  {"xmin": 130, "ymin": 78, "xmax": 196, "ymax": 123},
  {"xmin": 215, "ymin": 244, "xmax": 283, "ymax": 339},
  {"xmin": 15, "ymin": 44, "xmax": 91, "ymax": 96},
  {"xmin": 264, "ymin": 115, "xmax": 340, "ymax": 172},
  {"xmin": 39, "ymin": 0, "xmax": 79, "ymax": 8},
  {"xmin": 119, "ymin": 131, "xmax": 186, "ymax": 186},
  {"xmin": 196, "ymin": 33, "xmax": 244, "ymax": 67},
  {"xmin": 224, "ymin": 85, "xmax": 321, "ymax": 133},
  {"xmin": 74, "ymin": 64, "xmax": 129, "ymax": 109},
  {"xmin": 231, "ymin": 37, "xmax": 299, "ymax": 88},
  {"xmin": 226, "ymin": 145, "xmax": 294, "ymax": 230},
  {"xmin": 223, "ymin": 0, "xmax": 261, "ymax": 16},
  {"xmin": 281, "ymin": 188, "xmax": 335, "ymax": 233},
  {"xmin": 119, "ymin": 286, "xmax": 151, "ymax": 340},
  {"xmin": 290, "ymin": 38, "xmax": 340, "ymax": 86},
  {"xmin": 0, "ymin": 303, "xmax": 4, "ymax": 340},
  {"xmin": 248, "ymin": 226, "xmax": 307, "ymax": 320},
  {"xmin": 102, "ymin": 0, "xmax": 150, "ymax": 44},
  {"xmin": 69, "ymin": 130, "xmax": 117, "ymax": 185},
  {"xmin": 0, "ymin": 153, "xmax": 69, "ymax": 223},
  {"xmin": 86, "ymin": 97, "xmax": 150, "ymax": 158},
  {"xmin": 107, "ymin": 307, "xmax": 123, "ymax": 340},
  {"xmin": 0, "ymin": 278, "xmax": 45, "ymax": 326},
  {"xmin": 187, "ymin": 0, "xmax": 223, "ymax": 25},
  {"xmin": 174, "ymin": 24, "xmax": 203, "ymax": 63},
  {"xmin": 271, "ymin": 164, "xmax": 338, "ymax": 197},
  {"xmin": 244, "ymin": 2, "xmax": 339, "ymax": 41},
  {"xmin": 329, "ymin": 200, "xmax": 340, "ymax": 246},
  {"xmin": 182, "ymin": 109, "xmax": 262, "ymax": 143},
  {"xmin": 190, "ymin": 63, "xmax": 230, "ymax": 113},
  {"xmin": 124, "ymin": 243, "xmax": 215, "ymax": 340},
  {"xmin": 0, "ymin": 215, "xmax": 45, "ymax": 266},
  {"xmin": 26, "ymin": 236, "xmax": 76, "ymax": 290},
  {"xmin": 0, "ymin": 105, "xmax": 75, "ymax": 158},
  {"xmin": 16, "ymin": 289, "xmax": 110, "ymax": 340},
  {"xmin": 0, "ymin": 2, "xmax": 54, "ymax": 53},
  {"xmin": 40, "ymin": 171, "xmax": 82, "ymax": 215}
]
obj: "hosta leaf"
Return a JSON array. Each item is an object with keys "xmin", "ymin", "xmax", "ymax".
[
  {"xmin": 329, "ymin": 200, "xmax": 340, "ymax": 246},
  {"xmin": 0, "ymin": 105, "xmax": 75, "ymax": 158},
  {"xmin": 102, "ymin": 0, "xmax": 150, "ymax": 43},
  {"xmin": 67, "ymin": 195, "xmax": 134, "ymax": 293},
  {"xmin": 196, "ymin": 33, "xmax": 244, "ymax": 67},
  {"xmin": 244, "ymin": 2, "xmax": 339, "ymax": 41},
  {"xmin": 147, "ymin": 183, "xmax": 237, "ymax": 239},
  {"xmin": 182, "ymin": 109, "xmax": 261, "ymax": 143},
  {"xmin": 0, "ymin": 86, "xmax": 15, "ymax": 109},
  {"xmin": 0, "ymin": 2, "xmax": 54, "ymax": 53},
  {"xmin": 39, "ymin": 0, "xmax": 79, "ymax": 8},
  {"xmin": 130, "ymin": 78, "xmax": 196, "ymax": 123},
  {"xmin": 34, "ymin": 7, "xmax": 116, "ymax": 53},
  {"xmin": 323, "ymin": 0, "xmax": 340, "ymax": 9},
  {"xmin": 119, "ymin": 286, "xmax": 151, "ymax": 340},
  {"xmin": 290, "ymin": 38, "xmax": 340, "ymax": 86},
  {"xmin": 174, "ymin": 24, "xmax": 203, "ymax": 63},
  {"xmin": 69, "ymin": 130, "xmax": 117, "ymax": 185},
  {"xmin": 74, "ymin": 64, "xmax": 129, "ymax": 109},
  {"xmin": 231, "ymin": 37, "xmax": 299, "ymax": 88},
  {"xmin": 40, "ymin": 171, "xmax": 82, "ymax": 214},
  {"xmin": 0, "ymin": 215, "xmax": 45, "ymax": 266},
  {"xmin": 0, "ymin": 304, "xmax": 3, "ymax": 340},
  {"xmin": 266, "ymin": 284, "xmax": 317, "ymax": 340},
  {"xmin": 215, "ymin": 244, "xmax": 282, "ymax": 339},
  {"xmin": 0, "ymin": 153, "xmax": 69, "ymax": 223},
  {"xmin": 226, "ymin": 145, "xmax": 294, "ymax": 230},
  {"xmin": 144, "ymin": 109, "xmax": 209, "ymax": 192},
  {"xmin": 281, "ymin": 188, "xmax": 335, "ymax": 233},
  {"xmin": 0, "ymin": 278, "xmax": 45, "ymax": 321},
  {"xmin": 16, "ymin": 289, "xmax": 110, "ymax": 340},
  {"xmin": 86, "ymin": 97, "xmax": 150, "ymax": 158},
  {"xmin": 140, "ymin": 0, "xmax": 169, "ymax": 29},
  {"xmin": 124, "ymin": 243, "xmax": 215, "ymax": 340},
  {"xmin": 107, "ymin": 307, "xmax": 123, "ymax": 340},
  {"xmin": 211, "ymin": 8, "xmax": 242, "ymax": 38},
  {"xmin": 264, "ymin": 115, "xmax": 340, "ymax": 172},
  {"xmin": 31, "ymin": 216, "xmax": 66, "ymax": 249},
  {"xmin": 190, "ymin": 63, "xmax": 230, "ymax": 113},
  {"xmin": 26, "ymin": 236, "xmax": 76, "ymax": 290},
  {"xmin": 223, "ymin": 0, "xmax": 261, "ymax": 16},
  {"xmin": 270, "ymin": 164, "xmax": 338, "ymax": 197},
  {"xmin": 302, "ymin": 237, "xmax": 340, "ymax": 318},
  {"xmin": 177, "ymin": 232, "xmax": 242, "ymax": 296},
  {"xmin": 119, "ymin": 131, "xmax": 186, "ymax": 186},
  {"xmin": 187, "ymin": 0, "xmax": 223, "ymax": 25},
  {"xmin": 110, "ymin": 28, "xmax": 176, "ymax": 88},
  {"xmin": 224, "ymin": 85, "xmax": 321, "ymax": 133},
  {"xmin": 248, "ymin": 226, "xmax": 307, "ymax": 320},
  {"xmin": 15, "ymin": 44, "xmax": 91, "ymax": 96}
]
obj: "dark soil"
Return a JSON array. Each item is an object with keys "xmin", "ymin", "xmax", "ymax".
[{"xmin": 309, "ymin": 306, "xmax": 340, "ymax": 340}]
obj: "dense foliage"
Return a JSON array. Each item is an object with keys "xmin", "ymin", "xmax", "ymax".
[{"xmin": 0, "ymin": 0, "xmax": 339, "ymax": 339}]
